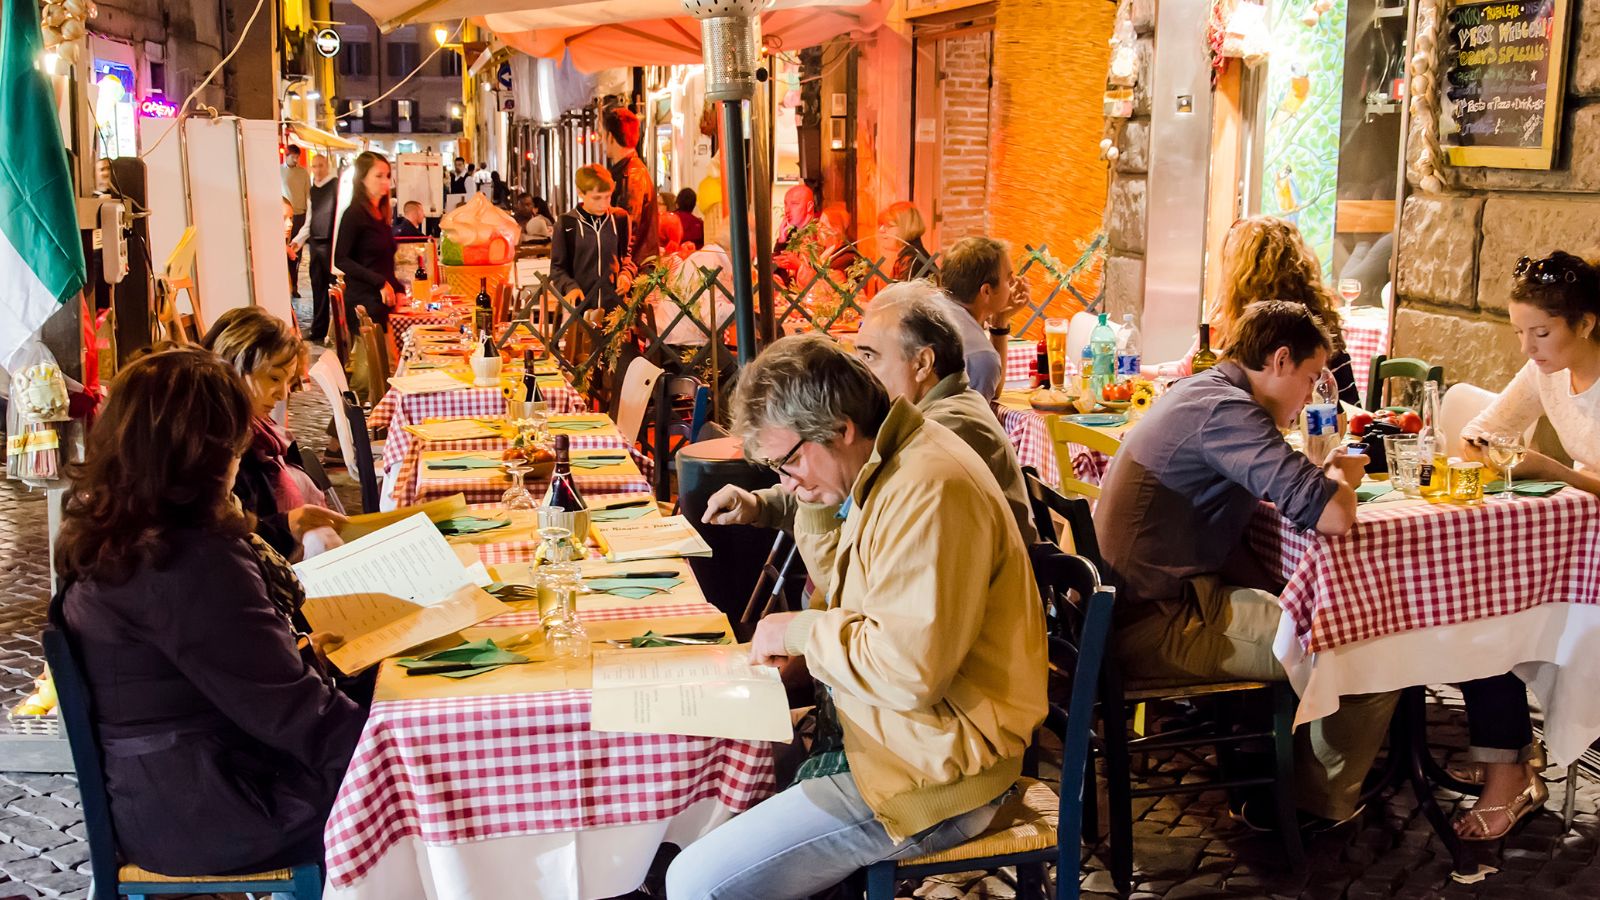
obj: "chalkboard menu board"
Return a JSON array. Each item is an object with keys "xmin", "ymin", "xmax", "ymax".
[{"xmin": 1439, "ymin": 0, "xmax": 1571, "ymax": 169}]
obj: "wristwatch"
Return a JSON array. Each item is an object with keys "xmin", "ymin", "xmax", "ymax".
[{"xmin": 987, "ymin": 326, "xmax": 1011, "ymax": 337}]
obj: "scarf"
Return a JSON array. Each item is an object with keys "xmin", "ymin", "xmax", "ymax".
[{"xmin": 250, "ymin": 417, "xmax": 304, "ymax": 513}]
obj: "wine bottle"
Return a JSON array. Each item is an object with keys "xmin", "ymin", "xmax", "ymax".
[
  {"xmin": 1192, "ymin": 323, "xmax": 1219, "ymax": 373},
  {"xmin": 522, "ymin": 349, "xmax": 546, "ymax": 405},
  {"xmin": 474, "ymin": 277, "xmax": 493, "ymax": 338},
  {"xmin": 543, "ymin": 435, "xmax": 588, "ymax": 511}
]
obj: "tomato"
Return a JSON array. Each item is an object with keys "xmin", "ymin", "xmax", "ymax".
[
  {"xmin": 1349, "ymin": 412, "xmax": 1374, "ymax": 437},
  {"xmin": 1398, "ymin": 410, "xmax": 1423, "ymax": 434}
]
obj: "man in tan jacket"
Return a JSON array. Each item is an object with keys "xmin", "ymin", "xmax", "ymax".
[
  {"xmin": 668, "ymin": 335, "xmax": 1047, "ymax": 900},
  {"xmin": 703, "ymin": 283, "xmax": 1035, "ymax": 600}
]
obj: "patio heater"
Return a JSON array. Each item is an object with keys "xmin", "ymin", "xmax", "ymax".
[{"xmin": 684, "ymin": 0, "xmax": 761, "ymax": 364}]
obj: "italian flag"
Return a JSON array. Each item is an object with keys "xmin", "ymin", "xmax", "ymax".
[{"xmin": 0, "ymin": 0, "xmax": 85, "ymax": 370}]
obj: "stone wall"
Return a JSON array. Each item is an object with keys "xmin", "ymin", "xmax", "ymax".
[
  {"xmin": 1393, "ymin": 0, "xmax": 1600, "ymax": 389},
  {"xmin": 1101, "ymin": 0, "xmax": 1153, "ymax": 324}
]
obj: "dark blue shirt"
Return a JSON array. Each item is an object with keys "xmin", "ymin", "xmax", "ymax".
[{"xmin": 1093, "ymin": 361, "xmax": 1338, "ymax": 605}]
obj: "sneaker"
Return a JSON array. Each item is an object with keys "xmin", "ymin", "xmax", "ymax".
[{"xmin": 1235, "ymin": 798, "xmax": 1365, "ymax": 836}]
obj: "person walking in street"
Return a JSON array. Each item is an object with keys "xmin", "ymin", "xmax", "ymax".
[
  {"xmin": 603, "ymin": 106, "xmax": 659, "ymax": 269},
  {"xmin": 282, "ymin": 145, "xmax": 310, "ymax": 299},
  {"xmin": 289, "ymin": 153, "xmax": 338, "ymax": 342},
  {"xmin": 335, "ymin": 151, "xmax": 401, "ymax": 334}
]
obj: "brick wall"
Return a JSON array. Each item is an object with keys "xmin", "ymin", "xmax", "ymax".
[
  {"xmin": 1393, "ymin": 0, "xmax": 1600, "ymax": 390},
  {"xmin": 937, "ymin": 31, "xmax": 994, "ymax": 244}
]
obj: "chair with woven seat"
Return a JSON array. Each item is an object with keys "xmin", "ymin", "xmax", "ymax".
[
  {"xmin": 1364, "ymin": 355, "xmax": 1443, "ymax": 412},
  {"xmin": 863, "ymin": 547, "xmax": 1115, "ymax": 899},
  {"xmin": 1044, "ymin": 415, "xmax": 1122, "ymax": 500},
  {"xmin": 42, "ymin": 624, "xmax": 323, "ymax": 900},
  {"xmin": 1022, "ymin": 472, "xmax": 1303, "ymax": 893}
]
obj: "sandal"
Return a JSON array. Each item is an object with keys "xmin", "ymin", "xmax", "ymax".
[
  {"xmin": 1447, "ymin": 743, "xmax": 1548, "ymax": 786},
  {"xmin": 1458, "ymin": 776, "xmax": 1549, "ymax": 842}
]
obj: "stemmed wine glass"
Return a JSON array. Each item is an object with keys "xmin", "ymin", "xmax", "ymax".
[
  {"xmin": 1337, "ymin": 278, "xmax": 1362, "ymax": 308},
  {"xmin": 501, "ymin": 459, "xmax": 536, "ymax": 510},
  {"xmin": 542, "ymin": 562, "xmax": 589, "ymax": 664},
  {"xmin": 1485, "ymin": 435, "xmax": 1528, "ymax": 500}
]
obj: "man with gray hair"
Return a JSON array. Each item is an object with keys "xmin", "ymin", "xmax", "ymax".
[{"xmin": 668, "ymin": 335, "xmax": 1046, "ymax": 900}]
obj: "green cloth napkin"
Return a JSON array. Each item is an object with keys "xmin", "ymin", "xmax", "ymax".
[
  {"xmin": 1355, "ymin": 483, "xmax": 1394, "ymax": 503},
  {"xmin": 570, "ymin": 455, "xmax": 629, "ymax": 469},
  {"xmin": 591, "ymin": 505, "xmax": 653, "ymax": 522},
  {"xmin": 585, "ymin": 576, "xmax": 683, "ymax": 599},
  {"xmin": 426, "ymin": 456, "xmax": 504, "ymax": 471},
  {"xmin": 548, "ymin": 421, "xmax": 607, "ymax": 431},
  {"xmin": 435, "ymin": 515, "xmax": 512, "ymax": 536},
  {"xmin": 628, "ymin": 630, "xmax": 730, "ymax": 648},
  {"xmin": 1483, "ymin": 480, "xmax": 1567, "ymax": 496},
  {"xmin": 398, "ymin": 639, "xmax": 529, "ymax": 677}
]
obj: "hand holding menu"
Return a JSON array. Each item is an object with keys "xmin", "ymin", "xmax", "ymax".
[
  {"xmin": 590, "ymin": 644, "xmax": 792, "ymax": 742},
  {"xmin": 294, "ymin": 513, "xmax": 508, "ymax": 674}
]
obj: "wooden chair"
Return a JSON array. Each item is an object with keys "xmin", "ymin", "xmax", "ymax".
[
  {"xmin": 863, "ymin": 547, "xmax": 1114, "ymax": 899},
  {"xmin": 650, "ymin": 376, "xmax": 712, "ymax": 501},
  {"xmin": 354, "ymin": 307, "xmax": 392, "ymax": 408},
  {"xmin": 341, "ymin": 390, "xmax": 382, "ymax": 513},
  {"xmin": 1023, "ymin": 473, "xmax": 1305, "ymax": 893},
  {"xmin": 1364, "ymin": 355, "xmax": 1443, "ymax": 412},
  {"xmin": 329, "ymin": 283, "xmax": 351, "ymax": 366},
  {"xmin": 42, "ymin": 611, "xmax": 323, "ymax": 900},
  {"xmin": 1044, "ymin": 415, "xmax": 1123, "ymax": 500}
]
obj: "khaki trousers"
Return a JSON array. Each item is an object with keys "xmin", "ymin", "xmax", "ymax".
[{"xmin": 1115, "ymin": 578, "xmax": 1397, "ymax": 820}]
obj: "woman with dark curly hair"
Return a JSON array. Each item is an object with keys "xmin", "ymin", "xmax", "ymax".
[{"xmin": 54, "ymin": 347, "xmax": 364, "ymax": 876}]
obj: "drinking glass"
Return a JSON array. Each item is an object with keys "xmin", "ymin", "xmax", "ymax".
[
  {"xmin": 1384, "ymin": 434, "xmax": 1422, "ymax": 497},
  {"xmin": 1485, "ymin": 435, "xmax": 1528, "ymax": 500},
  {"xmin": 1448, "ymin": 459, "xmax": 1484, "ymax": 505},
  {"xmin": 506, "ymin": 400, "xmax": 547, "ymax": 446},
  {"xmin": 543, "ymin": 563, "xmax": 589, "ymax": 664},
  {"xmin": 501, "ymin": 460, "xmax": 536, "ymax": 510},
  {"xmin": 1044, "ymin": 318, "xmax": 1069, "ymax": 391},
  {"xmin": 1337, "ymin": 278, "xmax": 1362, "ymax": 307}
]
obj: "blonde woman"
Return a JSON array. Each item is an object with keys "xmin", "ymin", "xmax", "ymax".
[
  {"xmin": 878, "ymin": 201, "xmax": 931, "ymax": 282},
  {"xmin": 1175, "ymin": 216, "xmax": 1360, "ymax": 405}
]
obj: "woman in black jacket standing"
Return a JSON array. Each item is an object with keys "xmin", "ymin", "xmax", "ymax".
[{"xmin": 335, "ymin": 151, "xmax": 402, "ymax": 333}]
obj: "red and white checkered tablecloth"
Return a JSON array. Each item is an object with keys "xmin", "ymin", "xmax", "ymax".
[
  {"xmin": 390, "ymin": 433, "xmax": 652, "ymax": 507},
  {"xmin": 1247, "ymin": 490, "xmax": 1600, "ymax": 654},
  {"xmin": 1342, "ymin": 311, "xmax": 1388, "ymax": 392},
  {"xmin": 1004, "ymin": 340, "xmax": 1036, "ymax": 389},
  {"xmin": 481, "ymin": 601, "xmax": 719, "ymax": 627},
  {"xmin": 389, "ymin": 308, "xmax": 470, "ymax": 347},
  {"xmin": 323, "ymin": 690, "xmax": 775, "ymax": 889},
  {"xmin": 371, "ymin": 384, "xmax": 588, "ymax": 477},
  {"xmin": 996, "ymin": 402, "xmax": 1111, "ymax": 490}
]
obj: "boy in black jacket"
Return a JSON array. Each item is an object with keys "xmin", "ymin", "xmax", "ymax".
[{"xmin": 550, "ymin": 164, "xmax": 634, "ymax": 317}]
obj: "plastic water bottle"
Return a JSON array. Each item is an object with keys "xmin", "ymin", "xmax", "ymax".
[
  {"xmin": 1089, "ymin": 313, "xmax": 1118, "ymax": 400},
  {"xmin": 1079, "ymin": 341, "xmax": 1095, "ymax": 395},
  {"xmin": 1116, "ymin": 313, "xmax": 1142, "ymax": 380},
  {"xmin": 1302, "ymin": 369, "xmax": 1341, "ymax": 466}
]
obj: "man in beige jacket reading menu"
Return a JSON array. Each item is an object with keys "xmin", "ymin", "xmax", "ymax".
[{"xmin": 668, "ymin": 334, "xmax": 1047, "ymax": 899}]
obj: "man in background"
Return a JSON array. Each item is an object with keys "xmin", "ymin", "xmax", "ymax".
[
  {"xmin": 393, "ymin": 201, "xmax": 426, "ymax": 238},
  {"xmin": 281, "ymin": 145, "xmax": 310, "ymax": 300},
  {"xmin": 290, "ymin": 154, "xmax": 338, "ymax": 342},
  {"xmin": 603, "ymin": 106, "xmax": 658, "ymax": 269},
  {"xmin": 937, "ymin": 237, "xmax": 1031, "ymax": 401}
]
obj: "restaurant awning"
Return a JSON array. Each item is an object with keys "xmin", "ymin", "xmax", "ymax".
[
  {"xmin": 489, "ymin": 0, "xmax": 882, "ymax": 72},
  {"xmin": 290, "ymin": 121, "xmax": 362, "ymax": 152}
]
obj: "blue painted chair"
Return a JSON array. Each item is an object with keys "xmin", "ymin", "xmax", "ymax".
[
  {"xmin": 862, "ymin": 546, "xmax": 1115, "ymax": 899},
  {"xmin": 651, "ymin": 375, "xmax": 712, "ymax": 501},
  {"xmin": 41, "ymin": 614, "xmax": 323, "ymax": 900}
]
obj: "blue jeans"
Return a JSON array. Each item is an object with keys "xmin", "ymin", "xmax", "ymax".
[{"xmin": 666, "ymin": 772, "xmax": 1004, "ymax": 900}]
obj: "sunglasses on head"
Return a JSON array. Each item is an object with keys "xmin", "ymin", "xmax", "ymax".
[{"xmin": 1515, "ymin": 255, "xmax": 1581, "ymax": 285}]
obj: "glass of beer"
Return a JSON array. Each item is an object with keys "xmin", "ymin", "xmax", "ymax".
[
  {"xmin": 1448, "ymin": 459, "xmax": 1484, "ymax": 505},
  {"xmin": 1044, "ymin": 318, "xmax": 1070, "ymax": 391}
]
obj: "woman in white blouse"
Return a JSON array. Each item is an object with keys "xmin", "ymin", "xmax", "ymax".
[{"xmin": 1452, "ymin": 250, "xmax": 1600, "ymax": 842}]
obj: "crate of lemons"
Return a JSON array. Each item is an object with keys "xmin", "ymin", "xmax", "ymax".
[{"xmin": 9, "ymin": 670, "xmax": 60, "ymax": 735}]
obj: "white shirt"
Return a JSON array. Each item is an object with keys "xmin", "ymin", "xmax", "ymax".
[
  {"xmin": 1463, "ymin": 360, "xmax": 1600, "ymax": 472},
  {"xmin": 651, "ymin": 246, "xmax": 735, "ymax": 346}
]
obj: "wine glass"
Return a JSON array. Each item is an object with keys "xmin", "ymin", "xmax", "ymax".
[
  {"xmin": 542, "ymin": 562, "xmax": 589, "ymax": 664},
  {"xmin": 501, "ymin": 459, "xmax": 536, "ymax": 510},
  {"xmin": 1485, "ymin": 435, "xmax": 1528, "ymax": 500},
  {"xmin": 1337, "ymin": 278, "xmax": 1362, "ymax": 308}
]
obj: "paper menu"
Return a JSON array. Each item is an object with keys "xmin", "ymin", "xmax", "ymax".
[
  {"xmin": 293, "ymin": 513, "xmax": 508, "ymax": 674},
  {"xmin": 388, "ymin": 371, "xmax": 471, "ymax": 394},
  {"xmin": 590, "ymin": 644, "xmax": 793, "ymax": 742},
  {"xmin": 340, "ymin": 494, "xmax": 468, "ymax": 543},
  {"xmin": 593, "ymin": 515, "xmax": 713, "ymax": 562}
]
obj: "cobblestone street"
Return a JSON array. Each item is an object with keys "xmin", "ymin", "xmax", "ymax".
[{"xmin": 0, "ymin": 329, "xmax": 1597, "ymax": 898}]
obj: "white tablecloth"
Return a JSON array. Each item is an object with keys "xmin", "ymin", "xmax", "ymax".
[{"xmin": 323, "ymin": 797, "xmax": 736, "ymax": 900}]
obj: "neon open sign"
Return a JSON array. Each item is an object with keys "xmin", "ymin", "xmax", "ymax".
[{"xmin": 138, "ymin": 95, "xmax": 178, "ymax": 118}]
